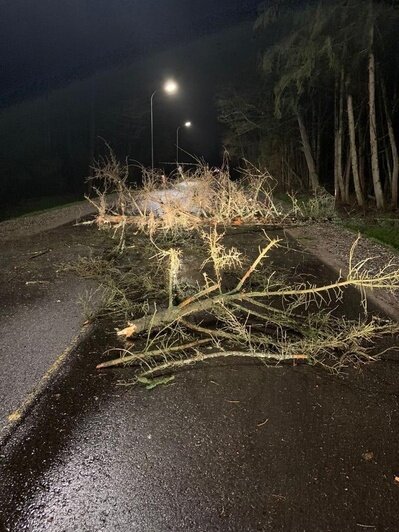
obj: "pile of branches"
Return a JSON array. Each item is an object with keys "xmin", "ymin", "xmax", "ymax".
[
  {"xmin": 86, "ymin": 150, "xmax": 284, "ymax": 239},
  {"xmin": 84, "ymin": 152, "xmax": 399, "ymax": 386},
  {"xmin": 96, "ymin": 229, "xmax": 399, "ymax": 384}
]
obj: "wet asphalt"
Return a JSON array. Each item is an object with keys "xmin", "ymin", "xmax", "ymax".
[
  {"xmin": 0, "ymin": 222, "xmax": 107, "ymax": 437},
  {"xmin": 0, "ymin": 227, "xmax": 399, "ymax": 531}
]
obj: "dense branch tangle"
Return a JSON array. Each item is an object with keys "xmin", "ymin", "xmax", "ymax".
[
  {"xmin": 97, "ymin": 233, "xmax": 399, "ymax": 374},
  {"xmin": 88, "ymin": 151, "xmax": 284, "ymax": 238}
]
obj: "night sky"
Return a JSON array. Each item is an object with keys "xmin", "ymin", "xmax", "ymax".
[
  {"xmin": 0, "ymin": 0, "xmax": 260, "ymax": 105},
  {"xmin": 0, "ymin": 0, "xmax": 264, "ymax": 207}
]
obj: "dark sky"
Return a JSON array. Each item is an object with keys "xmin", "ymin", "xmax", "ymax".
[{"xmin": 0, "ymin": 0, "xmax": 260, "ymax": 105}]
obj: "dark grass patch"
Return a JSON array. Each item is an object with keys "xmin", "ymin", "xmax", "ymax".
[
  {"xmin": 344, "ymin": 219, "xmax": 399, "ymax": 250},
  {"xmin": 0, "ymin": 194, "xmax": 83, "ymax": 222}
]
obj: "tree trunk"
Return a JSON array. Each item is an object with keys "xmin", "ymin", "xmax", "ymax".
[
  {"xmin": 368, "ymin": 25, "xmax": 385, "ymax": 209},
  {"xmin": 334, "ymin": 77, "xmax": 339, "ymax": 200},
  {"xmin": 334, "ymin": 127, "xmax": 339, "ymax": 200},
  {"xmin": 358, "ymin": 132, "xmax": 366, "ymax": 196},
  {"xmin": 381, "ymin": 80, "xmax": 399, "ymax": 209},
  {"xmin": 387, "ymin": 116, "xmax": 399, "ymax": 210},
  {"xmin": 343, "ymin": 151, "xmax": 351, "ymax": 204},
  {"xmin": 334, "ymin": 71, "xmax": 345, "ymax": 201},
  {"xmin": 297, "ymin": 111, "xmax": 319, "ymax": 191},
  {"xmin": 347, "ymin": 92, "xmax": 365, "ymax": 207},
  {"xmin": 317, "ymin": 99, "xmax": 322, "ymax": 176}
]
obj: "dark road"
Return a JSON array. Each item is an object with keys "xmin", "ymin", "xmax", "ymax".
[
  {"xmin": 1, "ymin": 230, "xmax": 399, "ymax": 531},
  {"xmin": 0, "ymin": 216, "xmax": 108, "ymax": 440},
  {"xmin": 1, "ymin": 330, "xmax": 399, "ymax": 531}
]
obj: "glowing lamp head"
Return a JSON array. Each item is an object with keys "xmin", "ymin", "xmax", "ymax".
[
  {"xmin": 184, "ymin": 121, "xmax": 192, "ymax": 128},
  {"xmin": 164, "ymin": 79, "xmax": 178, "ymax": 95}
]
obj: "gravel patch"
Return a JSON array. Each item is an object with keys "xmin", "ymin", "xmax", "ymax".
[{"xmin": 287, "ymin": 221, "xmax": 399, "ymax": 321}]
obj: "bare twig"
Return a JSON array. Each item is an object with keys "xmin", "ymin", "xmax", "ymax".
[
  {"xmin": 139, "ymin": 350, "xmax": 308, "ymax": 378},
  {"xmin": 97, "ymin": 338, "xmax": 212, "ymax": 369}
]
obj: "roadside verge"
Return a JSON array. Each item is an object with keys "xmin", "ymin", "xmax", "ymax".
[
  {"xmin": 0, "ymin": 194, "xmax": 115, "ymax": 242},
  {"xmin": 286, "ymin": 222, "xmax": 399, "ymax": 321}
]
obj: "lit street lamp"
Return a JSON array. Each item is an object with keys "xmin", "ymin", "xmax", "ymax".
[
  {"xmin": 176, "ymin": 121, "xmax": 192, "ymax": 165},
  {"xmin": 150, "ymin": 79, "xmax": 179, "ymax": 170}
]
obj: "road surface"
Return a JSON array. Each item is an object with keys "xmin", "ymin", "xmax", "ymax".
[{"xmin": 1, "ymin": 229, "xmax": 398, "ymax": 531}]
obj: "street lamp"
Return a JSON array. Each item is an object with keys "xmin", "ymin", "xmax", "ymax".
[
  {"xmin": 176, "ymin": 121, "xmax": 192, "ymax": 165},
  {"xmin": 164, "ymin": 79, "xmax": 179, "ymax": 95},
  {"xmin": 150, "ymin": 79, "xmax": 179, "ymax": 170}
]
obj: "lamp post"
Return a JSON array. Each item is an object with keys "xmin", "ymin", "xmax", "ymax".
[
  {"xmin": 176, "ymin": 121, "xmax": 192, "ymax": 165},
  {"xmin": 150, "ymin": 79, "xmax": 179, "ymax": 171}
]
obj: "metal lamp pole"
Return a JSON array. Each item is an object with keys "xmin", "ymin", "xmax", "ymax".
[
  {"xmin": 150, "ymin": 79, "xmax": 178, "ymax": 171},
  {"xmin": 176, "ymin": 126, "xmax": 181, "ymax": 165},
  {"xmin": 150, "ymin": 90, "xmax": 157, "ymax": 171}
]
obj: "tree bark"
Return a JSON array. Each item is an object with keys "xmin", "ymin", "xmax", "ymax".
[
  {"xmin": 358, "ymin": 132, "xmax": 366, "ymax": 196},
  {"xmin": 343, "ymin": 151, "xmax": 351, "ymax": 204},
  {"xmin": 347, "ymin": 92, "xmax": 365, "ymax": 207},
  {"xmin": 297, "ymin": 111, "xmax": 319, "ymax": 191},
  {"xmin": 368, "ymin": 25, "xmax": 385, "ymax": 209},
  {"xmin": 386, "ymin": 116, "xmax": 399, "ymax": 210},
  {"xmin": 381, "ymin": 80, "xmax": 399, "ymax": 209},
  {"xmin": 334, "ymin": 71, "xmax": 345, "ymax": 201}
]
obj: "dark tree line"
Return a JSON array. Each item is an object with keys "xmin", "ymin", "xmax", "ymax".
[{"xmin": 218, "ymin": 0, "xmax": 399, "ymax": 209}]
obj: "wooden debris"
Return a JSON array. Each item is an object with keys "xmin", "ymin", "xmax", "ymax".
[
  {"xmin": 96, "ymin": 338, "xmax": 212, "ymax": 369},
  {"xmin": 117, "ymin": 323, "xmax": 137, "ymax": 339}
]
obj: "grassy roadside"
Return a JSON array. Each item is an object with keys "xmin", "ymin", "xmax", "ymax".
[
  {"xmin": 276, "ymin": 190, "xmax": 399, "ymax": 252},
  {"xmin": 342, "ymin": 218, "xmax": 399, "ymax": 251},
  {"xmin": 0, "ymin": 195, "xmax": 84, "ymax": 222}
]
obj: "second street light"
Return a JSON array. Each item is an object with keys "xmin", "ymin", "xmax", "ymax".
[
  {"xmin": 176, "ymin": 121, "xmax": 192, "ymax": 166},
  {"xmin": 150, "ymin": 79, "xmax": 179, "ymax": 171}
]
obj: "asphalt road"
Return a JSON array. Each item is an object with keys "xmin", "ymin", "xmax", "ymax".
[
  {"xmin": 1, "ymin": 322, "xmax": 399, "ymax": 531},
  {"xmin": 0, "ymin": 220, "xmax": 107, "ymax": 440},
  {"xmin": 0, "ymin": 229, "xmax": 398, "ymax": 531}
]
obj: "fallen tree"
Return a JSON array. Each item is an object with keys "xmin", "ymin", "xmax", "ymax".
[
  {"xmin": 83, "ymin": 152, "xmax": 399, "ymax": 385},
  {"xmin": 86, "ymin": 150, "xmax": 285, "ymax": 239},
  {"xmin": 96, "ymin": 231, "xmax": 399, "ymax": 380}
]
